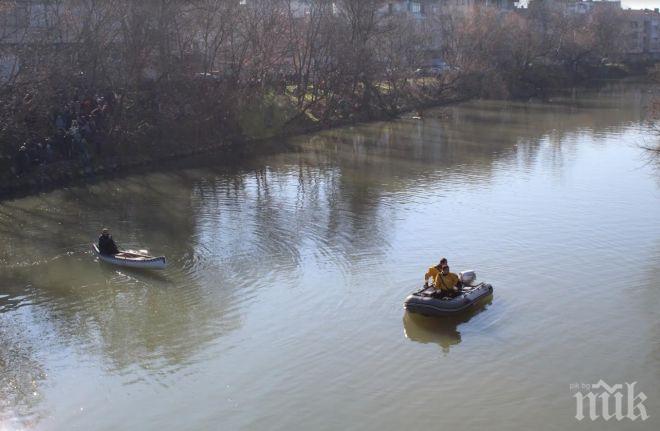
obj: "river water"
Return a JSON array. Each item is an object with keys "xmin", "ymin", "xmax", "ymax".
[{"xmin": 1, "ymin": 82, "xmax": 659, "ymax": 431}]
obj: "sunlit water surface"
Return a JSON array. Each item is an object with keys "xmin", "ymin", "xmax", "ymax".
[{"xmin": 1, "ymin": 82, "xmax": 660, "ymax": 431}]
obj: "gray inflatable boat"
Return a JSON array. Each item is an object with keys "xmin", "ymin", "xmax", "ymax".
[{"xmin": 404, "ymin": 271, "xmax": 493, "ymax": 317}]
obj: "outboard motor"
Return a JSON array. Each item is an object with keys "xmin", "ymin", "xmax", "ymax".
[{"xmin": 459, "ymin": 270, "xmax": 477, "ymax": 287}]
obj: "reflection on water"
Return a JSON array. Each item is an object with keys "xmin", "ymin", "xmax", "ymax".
[
  {"xmin": 0, "ymin": 81, "xmax": 659, "ymax": 430},
  {"xmin": 0, "ymin": 321, "xmax": 47, "ymax": 428},
  {"xmin": 403, "ymin": 295, "xmax": 493, "ymax": 353}
]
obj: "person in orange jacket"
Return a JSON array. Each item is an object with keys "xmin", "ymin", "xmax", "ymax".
[
  {"xmin": 424, "ymin": 257, "xmax": 447, "ymax": 287},
  {"xmin": 433, "ymin": 265, "xmax": 461, "ymax": 298}
]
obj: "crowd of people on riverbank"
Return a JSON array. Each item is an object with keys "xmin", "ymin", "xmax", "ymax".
[{"xmin": 11, "ymin": 92, "xmax": 115, "ymax": 177}]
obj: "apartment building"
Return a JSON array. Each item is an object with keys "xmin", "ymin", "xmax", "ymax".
[
  {"xmin": 381, "ymin": 0, "xmax": 515, "ymax": 18},
  {"xmin": 624, "ymin": 8, "xmax": 660, "ymax": 60},
  {"xmin": 528, "ymin": 0, "xmax": 621, "ymax": 14}
]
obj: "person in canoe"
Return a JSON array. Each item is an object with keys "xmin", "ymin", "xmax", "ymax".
[
  {"xmin": 424, "ymin": 257, "xmax": 448, "ymax": 288},
  {"xmin": 98, "ymin": 228, "xmax": 120, "ymax": 255}
]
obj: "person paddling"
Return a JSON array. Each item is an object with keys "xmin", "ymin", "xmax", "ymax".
[{"xmin": 98, "ymin": 228, "xmax": 120, "ymax": 256}]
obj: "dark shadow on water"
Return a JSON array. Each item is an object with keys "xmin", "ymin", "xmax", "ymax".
[{"xmin": 403, "ymin": 295, "xmax": 493, "ymax": 353}]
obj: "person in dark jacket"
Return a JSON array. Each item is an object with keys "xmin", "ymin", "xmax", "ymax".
[{"xmin": 98, "ymin": 228, "xmax": 120, "ymax": 255}]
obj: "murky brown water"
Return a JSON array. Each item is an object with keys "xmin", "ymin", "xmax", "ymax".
[{"xmin": 1, "ymin": 81, "xmax": 659, "ymax": 431}]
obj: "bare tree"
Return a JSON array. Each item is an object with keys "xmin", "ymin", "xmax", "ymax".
[{"xmin": 0, "ymin": 0, "xmax": 638, "ymax": 185}]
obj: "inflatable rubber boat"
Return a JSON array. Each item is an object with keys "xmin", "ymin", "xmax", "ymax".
[{"xmin": 404, "ymin": 270, "xmax": 493, "ymax": 317}]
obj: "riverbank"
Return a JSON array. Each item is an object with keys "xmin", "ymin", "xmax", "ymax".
[
  {"xmin": 0, "ymin": 140, "xmax": 241, "ymax": 200},
  {"xmin": 0, "ymin": 70, "xmax": 645, "ymax": 201},
  {"xmin": 1, "ymin": 0, "xmax": 643, "ymax": 200},
  {"xmin": 0, "ymin": 81, "xmax": 466, "ymax": 200}
]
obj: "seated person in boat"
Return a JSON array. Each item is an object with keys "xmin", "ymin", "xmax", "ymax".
[
  {"xmin": 424, "ymin": 257, "xmax": 448, "ymax": 287},
  {"xmin": 433, "ymin": 265, "xmax": 460, "ymax": 297},
  {"xmin": 98, "ymin": 228, "xmax": 120, "ymax": 255}
]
